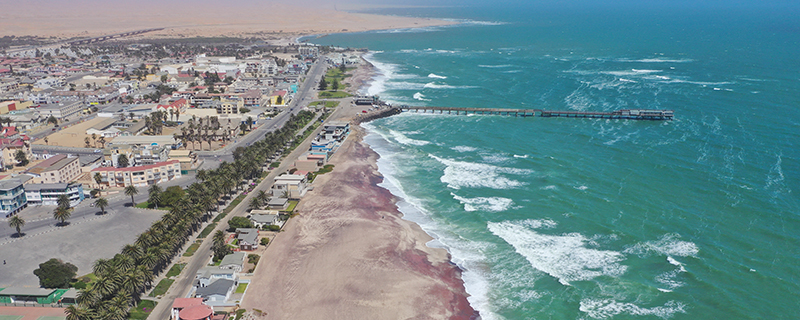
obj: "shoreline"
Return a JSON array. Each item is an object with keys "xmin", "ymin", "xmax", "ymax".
[{"xmin": 240, "ymin": 57, "xmax": 477, "ymax": 318}]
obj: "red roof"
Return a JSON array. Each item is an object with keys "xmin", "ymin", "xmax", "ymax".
[
  {"xmin": 2, "ymin": 127, "xmax": 18, "ymax": 137},
  {"xmin": 92, "ymin": 160, "xmax": 179, "ymax": 173},
  {"xmin": 172, "ymin": 298, "xmax": 204, "ymax": 310},
  {"xmin": 179, "ymin": 304, "xmax": 213, "ymax": 320}
]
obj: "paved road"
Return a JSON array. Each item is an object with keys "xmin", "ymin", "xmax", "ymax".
[
  {"xmin": 0, "ymin": 174, "xmax": 196, "ymax": 240},
  {"xmin": 147, "ymin": 62, "xmax": 334, "ymax": 320},
  {"xmin": 194, "ymin": 60, "xmax": 329, "ymax": 169}
]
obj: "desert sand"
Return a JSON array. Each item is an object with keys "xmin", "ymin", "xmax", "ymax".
[{"xmin": 0, "ymin": 1, "xmax": 455, "ymax": 39}]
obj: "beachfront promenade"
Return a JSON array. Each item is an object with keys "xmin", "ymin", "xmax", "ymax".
[{"xmin": 398, "ymin": 106, "xmax": 674, "ymax": 120}]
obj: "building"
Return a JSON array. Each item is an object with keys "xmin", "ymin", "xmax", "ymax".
[
  {"xmin": 235, "ymin": 228, "xmax": 259, "ymax": 251},
  {"xmin": 249, "ymin": 210, "xmax": 283, "ymax": 229},
  {"xmin": 217, "ymin": 95, "xmax": 243, "ymax": 114},
  {"xmin": 107, "ymin": 135, "xmax": 180, "ymax": 149},
  {"xmin": 218, "ymin": 252, "xmax": 245, "ymax": 272},
  {"xmin": 156, "ymin": 98, "xmax": 189, "ymax": 115},
  {"xmin": 266, "ymin": 197, "xmax": 288, "ymax": 210},
  {"xmin": 0, "ymin": 138, "xmax": 30, "ymax": 169},
  {"xmin": 24, "ymin": 183, "xmax": 84, "ymax": 207},
  {"xmin": 25, "ymin": 154, "xmax": 82, "ymax": 184},
  {"xmin": 178, "ymin": 304, "xmax": 213, "ymax": 320},
  {"xmin": 37, "ymin": 101, "xmax": 83, "ymax": 119},
  {"xmin": 270, "ymin": 174, "xmax": 308, "ymax": 199},
  {"xmin": 0, "ymin": 287, "xmax": 63, "ymax": 304},
  {"xmin": 0, "ymin": 179, "xmax": 27, "ymax": 217},
  {"xmin": 195, "ymin": 267, "xmax": 237, "ymax": 288},
  {"xmin": 85, "ymin": 118, "xmax": 122, "ymax": 138},
  {"xmin": 194, "ymin": 279, "xmax": 235, "ymax": 307},
  {"xmin": 171, "ymin": 298, "xmax": 205, "ymax": 320},
  {"xmin": 93, "ymin": 160, "xmax": 181, "ymax": 188}
]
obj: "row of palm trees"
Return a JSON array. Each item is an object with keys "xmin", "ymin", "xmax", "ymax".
[
  {"xmin": 65, "ymin": 110, "xmax": 318, "ymax": 319},
  {"xmin": 174, "ymin": 115, "xmax": 256, "ymax": 151}
]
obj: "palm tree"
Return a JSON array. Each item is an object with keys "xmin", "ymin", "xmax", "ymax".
[
  {"xmin": 93, "ymin": 172, "xmax": 103, "ymax": 188},
  {"xmin": 94, "ymin": 197, "xmax": 108, "ymax": 215},
  {"xmin": 91, "ymin": 133, "xmax": 97, "ymax": 147},
  {"xmin": 84, "ymin": 136, "xmax": 91, "ymax": 148},
  {"xmin": 124, "ymin": 185, "xmax": 138, "ymax": 206},
  {"xmin": 148, "ymin": 185, "xmax": 162, "ymax": 209},
  {"xmin": 249, "ymin": 198, "xmax": 262, "ymax": 211},
  {"xmin": 8, "ymin": 215, "xmax": 25, "ymax": 237},
  {"xmin": 53, "ymin": 206, "xmax": 71, "ymax": 226},
  {"xmin": 65, "ymin": 304, "xmax": 94, "ymax": 320},
  {"xmin": 57, "ymin": 194, "xmax": 71, "ymax": 209},
  {"xmin": 98, "ymin": 136, "xmax": 106, "ymax": 148}
]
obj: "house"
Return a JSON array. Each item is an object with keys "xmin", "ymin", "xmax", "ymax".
[
  {"xmin": 24, "ymin": 182, "xmax": 84, "ymax": 207},
  {"xmin": 194, "ymin": 279, "xmax": 235, "ymax": 307},
  {"xmin": 218, "ymin": 252, "xmax": 245, "ymax": 272},
  {"xmin": 156, "ymin": 98, "xmax": 189, "ymax": 115},
  {"xmin": 25, "ymin": 154, "xmax": 82, "ymax": 184},
  {"xmin": 86, "ymin": 118, "xmax": 121, "ymax": 138},
  {"xmin": 195, "ymin": 267, "xmax": 236, "ymax": 288},
  {"xmin": 92, "ymin": 160, "xmax": 181, "ymax": 188},
  {"xmin": 249, "ymin": 210, "xmax": 283, "ymax": 229},
  {"xmin": 178, "ymin": 304, "xmax": 214, "ymax": 320},
  {"xmin": 235, "ymin": 228, "xmax": 259, "ymax": 251},
  {"xmin": 0, "ymin": 179, "xmax": 27, "ymax": 217},
  {"xmin": 270, "ymin": 174, "xmax": 308, "ymax": 199},
  {"xmin": 295, "ymin": 153, "xmax": 327, "ymax": 172},
  {"xmin": 171, "ymin": 298, "xmax": 205, "ymax": 320},
  {"xmin": 217, "ymin": 95, "xmax": 242, "ymax": 114},
  {"xmin": 0, "ymin": 138, "xmax": 30, "ymax": 169},
  {"xmin": 266, "ymin": 197, "xmax": 288, "ymax": 210}
]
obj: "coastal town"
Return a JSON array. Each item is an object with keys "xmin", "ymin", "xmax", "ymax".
[{"xmin": 0, "ymin": 35, "xmax": 423, "ymax": 320}]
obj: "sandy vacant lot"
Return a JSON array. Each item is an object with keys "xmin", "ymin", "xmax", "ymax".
[{"xmin": 33, "ymin": 117, "xmax": 111, "ymax": 149}]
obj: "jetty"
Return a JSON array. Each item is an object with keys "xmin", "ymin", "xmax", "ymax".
[{"xmin": 397, "ymin": 106, "xmax": 673, "ymax": 120}]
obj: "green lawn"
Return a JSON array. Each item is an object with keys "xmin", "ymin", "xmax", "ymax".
[
  {"xmin": 309, "ymin": 100, "xmax": 339, "ymax": 109},
  {"xmin": 165, "ymin": 263, "xmax": 186, "ymax": 278},
  {"xmin": 285, "ymin": 200, "xmax": 298, "ymax": 212},
  {"xmin": 183, "ymin": 242, "xmax": 201, "ymax": 257},
  {"xmin": 148, "ymin": 279, "xmax": 174, "ymax": 297},
  {"xmin": 128, "ymin": 300, "xmax": 157, "ymax": 320},
  {"xmin": 223, "ymin": 194, "xmax": 246, "ymax": 215},
  {"xmin": 318, "ymin": 91, "xmax": 351, "ymax": 99},
  {"xmin": 235, "ymin": 283, "xmax": 248, "ymax": 294},
  {"xmin": 198, "ymin": 223, "xmax": 217, "ymax": 238}
]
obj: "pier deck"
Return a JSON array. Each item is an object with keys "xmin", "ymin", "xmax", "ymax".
[{"xmin": 398, "ymin": 106, "xmax": 673, "ymax": 120}]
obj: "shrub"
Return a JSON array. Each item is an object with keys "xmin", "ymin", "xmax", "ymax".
[
  {"xmin": 266, "ymin": 225, "xmax": 281, "ymax": 232},
  {"xmin": 228, "ymin": 216, "xmax": 254, "ymax": 231},
  {"xmin": 247, "ymin": 254, "xmax": 260, "ymax": 265},
  {"xmin": 260, "ymin": 237, "xmax": 269, "ymax": 246},
  {"xmin": 72, "ymin": 280, "xmax": 87, "ymax": 289}
]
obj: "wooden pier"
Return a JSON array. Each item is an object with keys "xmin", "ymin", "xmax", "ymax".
[{"xmin": 398, "ymin": 106, "xmax": 673, "ymax": 120}]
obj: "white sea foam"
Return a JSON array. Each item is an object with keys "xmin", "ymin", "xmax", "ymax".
[
  {"xmin": 375, "ymin": 26, "xmax": 444, "ymax": 34},
  {"xmin": 623, "ymin": 233, "xmax": 699, "ymax": 257},
  {"xmin": 362, "ymin": 124, "xmax": 501, "ymax": 320},
  {"xmin": 513, "ymin": 154, "xmax": 528, "ymax": 158},
  {"xmin": 389, "ymin": 130, "xmax": 431, "ymax": 146},
  {"xmin": 430, "ymin": 155, "xmax": 532, "ymax": 190},
  {"xmin": 616, "ymin": 58, "xmax": 694, "ymax": 63},
  {"xmin": 519, "ymin": 219, "xmax": 558, "ymax": 229},
  {"xmin": 579, "ymin": 299, "xmax": 687, "ymax": 319},
  {"xmin": 412, "ymin": 92, "xmax": 431, "ymax": 101},
  {"xmin": 451, "ymin": 146, "xmax": 478, "ymax": 153},
  {"xmin": 451, "ymin": 193, "xmax": 514, "ymax": 212},
  {"xmin": 423, "ymin": 82, "xmax": 478, "ymax": 89},
  {"xmin": 478, "ymin": 64, "xmax": 513, "ymax": 68},
  {"xmin": 386, "ymin": 81, "xmax": 426, "ymax": 90},
  {"xmin": 602, "ymin": 69, "xmax": 662, "ymax": 77},
  {"xmin": 575, "ymin": 185, "xmax": 589, "ymax": 191},
  {"xmin": 488, "ymin": 221, "xmax": 627, "ymax": 286},
  {"xmin": 428, "ymin": 73, "xmax": 447, "ymax": 79},
  {"xmin": 541, "ymin": 185, "xmax": 558, "ymax": 190}
]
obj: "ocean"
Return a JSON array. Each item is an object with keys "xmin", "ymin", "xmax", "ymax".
[{"xmin": 310, "ymin": 3, "xmax": 800, "ymax": 319}]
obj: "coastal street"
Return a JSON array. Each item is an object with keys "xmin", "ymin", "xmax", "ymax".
[
  {"xmin": 194, "ymin": 60, "xmax": 328, "ymax": 168},
  {"xmin": 146, "ymin": 96, "xmax": 342, "ymax": 320}
]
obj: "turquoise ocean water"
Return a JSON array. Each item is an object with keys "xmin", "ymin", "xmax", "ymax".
[{"xmin": 311, "ymin": 3, "xmax": 800, "ymax": 319}]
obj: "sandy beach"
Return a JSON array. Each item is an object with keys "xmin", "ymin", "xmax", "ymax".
[
  {"xmin": 240, "ymin": 56, "xmax": 476, "ymax": 318},
  {"xmin": 241, "ymin": 124, "xmax": 476, "ymax": 319}
]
